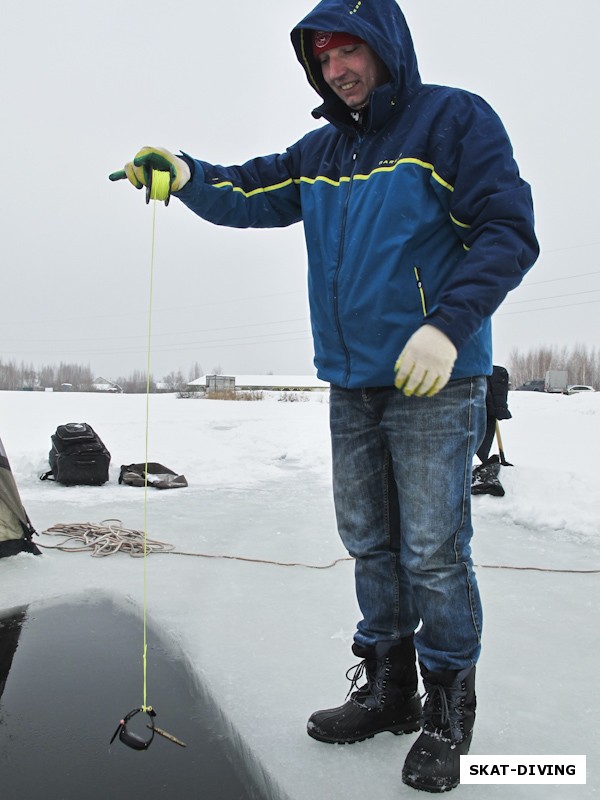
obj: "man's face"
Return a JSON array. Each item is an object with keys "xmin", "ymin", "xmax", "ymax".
[{"xmin": 317, "ymin": 43, "xmax": 389, "ymax": 110}]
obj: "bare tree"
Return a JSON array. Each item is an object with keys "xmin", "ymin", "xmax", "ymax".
[
  {"xmin": 187, "ymin": 361, "xmax": 203, "ymax": 382},
  {"xmin": 507, "ymin": 344, "xmax": 599, "ymax": 389},
  {"xmin": 161, "ymin": 370, "xmax": 187, "ymax": 392},
  {"xmin": 0, "ymin": 358, "xmax": 232, "ymax": 394},
  {"xmin": 115, "ymin": 370, "xmax": 156, "ymax": 394}
]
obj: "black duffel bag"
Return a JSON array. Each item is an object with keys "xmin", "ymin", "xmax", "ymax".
[{"xmin": 118, "ymin": 462, "xmax": 188, "ymax": 490}]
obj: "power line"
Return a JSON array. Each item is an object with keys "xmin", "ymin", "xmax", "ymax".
[
  {"xmin": 35, "ymin": 289, "xmax": 307, "ymax": 326},
  {"xmin": 503, "ymin": 288, "xmax": 600, "ymax": 306},
  {"xmin": 1, "ymin": 317, "xmax": 310, "ymax": 346},
  {"xmin": 3, "ymin": 263, "xmax": 600, "ymax": 356},
  {"xmin": 0, "ymin": 330, "xmax": 314, "ymax": 359},
  {"xmin": 498, "ymin": 298, "xmax": 600, "ymax": 316},
  {"xmin": 523, "ymin": 269, "xmax": 600, "ymax": 287},
  {"xmin": 541, "ymin": 241, "xmax": 600, "ymax": 254}
]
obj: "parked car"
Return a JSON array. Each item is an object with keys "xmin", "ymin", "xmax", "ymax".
[
  {"xmin": 565, "ymin": 385, "xmax": 596, "ymax": 395},
  {"xmin": 516, "ymin": 379, "xmax": 545, "ymax": 392}
]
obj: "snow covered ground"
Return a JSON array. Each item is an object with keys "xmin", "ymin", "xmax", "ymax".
[{"xmin": 1, "ymin": 388, "xmax": 598, "ymax": 799}]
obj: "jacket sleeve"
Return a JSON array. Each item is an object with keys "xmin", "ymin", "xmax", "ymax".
[
  {"xmin": 424, "ymin": 90, "xmax": 540, "ymax": 351},
  {"xmin": 173, "ymin": 146, "xmax": 303, "ymax": 229}
]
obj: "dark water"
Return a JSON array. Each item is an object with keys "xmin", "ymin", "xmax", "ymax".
[{"xmin": 0, "ymin": 597, "xmax": 264, "ymax": 800}]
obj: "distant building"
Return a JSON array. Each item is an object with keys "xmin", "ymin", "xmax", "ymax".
[
  {"xmin": 92, "ymin": 377, "xmax": 123, "ymax": 393},
  {"xmin": 188, "ymin": 374, "xmax": 329, "ymax": 393},
  {"xmin": 206, "ymin": 375, "xmax": 236, "ymax": 394}
]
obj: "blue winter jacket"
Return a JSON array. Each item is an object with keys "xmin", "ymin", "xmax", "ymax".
[{"xmin": 175, "ymin": 0, "xmax": 539, "ymax": 388}]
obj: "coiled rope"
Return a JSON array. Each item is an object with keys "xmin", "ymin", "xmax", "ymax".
[
  {"xmin": 37, "ymin": 520, "xmax": 600, "ymax": 574},
  {"xmin": 40, "ymin": 520, "xmax": 174, "ymax": 557}
]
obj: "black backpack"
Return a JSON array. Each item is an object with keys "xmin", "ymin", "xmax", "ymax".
[
  {"xmin": 40, "ymin": 423, "xmax": 111, "ymax": 486},
  {"xmin": 486, "ymin": 365, "xmax": 512, "ymax": 421}
]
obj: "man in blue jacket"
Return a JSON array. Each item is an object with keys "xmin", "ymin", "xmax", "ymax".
[{"xmin": 111, "ymin": 0, "xmax": 538, "ymax": 792}]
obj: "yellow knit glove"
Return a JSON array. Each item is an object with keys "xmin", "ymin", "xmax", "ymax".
[{"xmin": 394, "ymin": 325, "xmax": 457, "ymax": 397}]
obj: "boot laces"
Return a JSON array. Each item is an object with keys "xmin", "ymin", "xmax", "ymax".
[
  {"xmin": 422, "ymin": 681, "xmax": 466, "ymax": 740},
  {"xmin": 344, "ymin": 658, "xmax": 388, "ymax": 706},
  {"xmin": 345, "ymin": 660, "xmax": 369, "ymax": 700}
]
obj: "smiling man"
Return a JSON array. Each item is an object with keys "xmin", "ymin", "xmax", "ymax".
[
  {"xmin": 312, "ymin": 31, "xmax": 389, "ymax": 110},
  {"xmin": 111, "ymin": 0, "xmax": 539, "ymax": 792}
]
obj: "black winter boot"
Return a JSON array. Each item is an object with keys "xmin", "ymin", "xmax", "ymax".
[
  {"xmin": 402, "ymin": 665, "xmax": 476, "ymax": 793},
  {"xmin": 307, "ymin": 638, "xmax": 422, "ymax": 744}
]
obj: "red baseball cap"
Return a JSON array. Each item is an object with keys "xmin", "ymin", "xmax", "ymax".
[{"xmin": 312, "ymin": 30, "xmax": 366, "ymax": 58}]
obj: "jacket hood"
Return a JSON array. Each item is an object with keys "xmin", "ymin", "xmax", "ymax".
[{"xmin": 291, "ymin": 0, "xmax": 422, "ymax": 123}]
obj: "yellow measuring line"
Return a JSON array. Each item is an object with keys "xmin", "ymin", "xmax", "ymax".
[{"xmin": 141, "ymin": 169, "xmax": 170, "ymax": 712}]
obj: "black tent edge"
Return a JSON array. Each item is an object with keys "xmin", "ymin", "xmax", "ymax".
[
  {"xmin": 0, "ymin": 518, "xmax": 41, "ymax": 558},
  {"xmin": 0, "ymin": 538, "xmax": 41, "ymax": 557}
]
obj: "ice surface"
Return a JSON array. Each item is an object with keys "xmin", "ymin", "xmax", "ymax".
[{"xmin": 1, "ymin": 389, "xmax": 598, "ymax": 798}]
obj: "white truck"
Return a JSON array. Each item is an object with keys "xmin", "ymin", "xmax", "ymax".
[{"xmin": 545, "ymin": 370, "xmax": 569, "ymax": 393}]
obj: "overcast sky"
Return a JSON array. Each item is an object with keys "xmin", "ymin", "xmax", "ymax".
[{"xmin": 1, "ymin": 1, "xmax": 599, "ymax": 382}]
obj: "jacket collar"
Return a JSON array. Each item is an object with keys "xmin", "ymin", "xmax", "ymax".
[{"xmin": 312, "ymin": 80, "xmax": 400, "ymax": 135}]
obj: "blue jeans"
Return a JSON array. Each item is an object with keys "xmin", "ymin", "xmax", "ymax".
[{"xmin": 329, "ymin": 378, "xmax": 486, "ymax": 672}]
